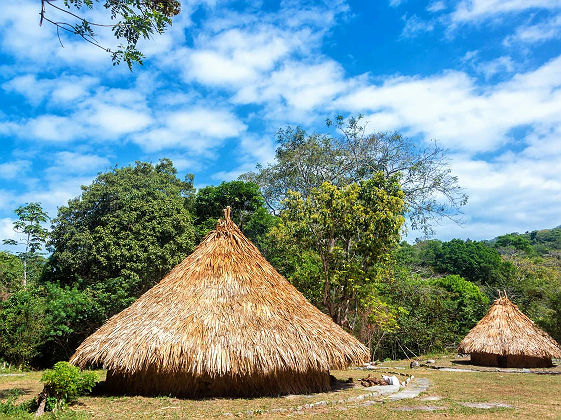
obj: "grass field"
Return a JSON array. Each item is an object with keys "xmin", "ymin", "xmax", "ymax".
[{"xmin": 1, "ymin": 357, "xmax": 561, "ymax": 419}]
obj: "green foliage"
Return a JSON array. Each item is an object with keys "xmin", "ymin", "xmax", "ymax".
[
  {"xmin": 2, "ymin": 202, "xmax": 49, "ymax": 287},
  {"xmin": 0, "ymin": 288, "xmax": 46, "ymax": 367},
  {"xmin": 374, "ymin": 271, "xmax": 488, "ymax": 359},
  {"xmin": 494, "ymin": 233, "xmax": 534, "ymax": 254},
  {"xmin": 0, "ymin": 252, "xmax": 24, "ymax": 298},
  {"xmin": 41, "ymin": 0, "xmax": 181, "ymax": 69},
  {"xmin": 40, "ymin": 284, "xmax": 105, "ymax": 365},
  {"xmin": 47, "ymin": 159, "xmax": 196, "ymax": 301},
  {"xmin": 0, "ymin": 391, "xmax": 35, "ymax": 417},
  {"xmin": 432, "ymin": 239, "xmax": 514, "ymax": 286},
  {"xmin": 270, "ymin": 173, "xmax": 405, "ymax": 326},
  {"xmin": 432, "ymin": 274, "xmax": 489, "ymax": 334},
  {"xmin": 528, "ymin": 226, "xmax": 561, "ymax": 254},
  {"xmin": 193, "ymin": 181, "xmax": 277, "ymax": 249},
  {"xmin": 41, "ymin": 362, "xmax": 97, "ymax": 411}
]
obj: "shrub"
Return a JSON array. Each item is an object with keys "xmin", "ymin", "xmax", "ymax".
[
  {"xmin": 41, "ymin": 362, "xmax": 97, "ymax": 411},
  {"xmin": 0, "ymin": 288, "xmax": 46, "ymax": 367}
]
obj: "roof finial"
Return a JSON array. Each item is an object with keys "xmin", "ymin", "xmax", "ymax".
[{"xmin": 223, "ymin": 206, "xmax": 231, "ymax": 221}]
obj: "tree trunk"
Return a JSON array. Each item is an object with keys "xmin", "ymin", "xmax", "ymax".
[{"xmin": 35, "ymin": 390, "xmax": 46, "ymax": 416}]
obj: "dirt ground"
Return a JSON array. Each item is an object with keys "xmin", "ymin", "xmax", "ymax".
[{"xmin": 1, "ymin": 356, "xmax": 561, "ymax": 419}]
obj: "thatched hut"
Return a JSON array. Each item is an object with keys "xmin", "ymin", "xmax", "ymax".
[
  {"xmin": 458, "ymin": 293, "xmax": 561, "ymax": 368},
  {"xmin": 70, "ymin": 208, "xmax": 368, "ymax": 397}
]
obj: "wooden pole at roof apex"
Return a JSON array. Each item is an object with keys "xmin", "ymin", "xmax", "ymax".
[{"xmin": 223, "ymin": 206, "xmax": 231, "ymax": 221}]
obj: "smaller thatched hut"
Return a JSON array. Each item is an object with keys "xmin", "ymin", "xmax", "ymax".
[{"xmin": 458, "ymin": 293, "xmax": 561, "ymax": 368}]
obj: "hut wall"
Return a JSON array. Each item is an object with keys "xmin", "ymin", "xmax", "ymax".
[
  {"xmin": 470, "ymin": 352, "xmax": 553, "ymax": 368},
  {"xmin": 470, "ymin": 352, "xmax": 498, "ymax": 367},
  {"xmin": 505, "ymin": 355, "xmax": 552, "ymax": 368},
  {"xmin": 104, "ymin": 368, "xmax": 331, "ymax": 398}
]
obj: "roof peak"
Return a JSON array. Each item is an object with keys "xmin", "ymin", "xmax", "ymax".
[{"xmin": 223, "ymin": 206, "xmax": 231, "ymax": 221}]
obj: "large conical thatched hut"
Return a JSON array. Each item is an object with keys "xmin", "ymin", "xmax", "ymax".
[
  {"xmin": 458, "ymin": 293, "xmax": 561, "ymax": 368},
  {"xmin": 70, "ymin": 208, "xmax": 368, "ymax": 397}
]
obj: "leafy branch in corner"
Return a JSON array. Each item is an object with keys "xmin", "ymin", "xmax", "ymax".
[{"xmin": 39, "ymin": 0, "xmax": 181, "ymax": 69}]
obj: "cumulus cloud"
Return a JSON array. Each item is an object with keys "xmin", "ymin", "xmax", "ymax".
[
  {"xmin": 48, "ymin": 152, "xmax": 110, "ymax": 175},
  {"xmin": 0, "ymin": 160, "xmax": 31, "ymax": 180},
  {"xmin": 336, "ymin": 55, "xmax": 561, "ymax": 153},
  {"xmin": 429, "ymin": 152, "xmax": 561, "ymax": 240},
  {"xmin": 134, "ymin": 108, "xmax": 247, "ymax": 153},
  {"xmin": 505, "ymin": 15, "xmax": 561, "ymax": 45}
]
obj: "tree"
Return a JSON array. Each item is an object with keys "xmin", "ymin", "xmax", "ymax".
[
  {"xmin": 241, "ymin": 115, "xmax": 467, "ymax": 236},
  {"xmin": 434, "ymin": 239, "xmax": 514, "ymax": 287},
  {"xmin": 3, "ymin": 203, "xmax": 49, "ymax": 288},
  {"xmin": 46, "ymin": 159, "xmax": 196, "ymax": 310},
  {"xmin": 0, "ymin": 288, "xmax": 46, "ymax": 367},
  {"xmin": 0, "ymin": 252, "xmax": 24, "ymax": 300},
  {"xmin": 39, "ymin": 0, "xmax": 181, "ymax": 69},
  {"xmin": 269, "ymin": 173, "xmax": 405, "ymax": 327},
  {"xmin": 193, "ymin": 181, "xmax": 276, "ymax": 248}
]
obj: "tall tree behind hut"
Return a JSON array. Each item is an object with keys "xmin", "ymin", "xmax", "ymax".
[
  {"xmin": 269, "ymin": 173, "xmax": 405, "ymax": 329},
  {"xmin": 193, "ymin": 181, "xmax": 277, "ymax": 250},
  {"xmin": 241, "ymin": 115, "xmax": 467, "ymax": 237},
  {"xmin": 45, "ymin": 159, "xmax": 196, "ymax": 316}
]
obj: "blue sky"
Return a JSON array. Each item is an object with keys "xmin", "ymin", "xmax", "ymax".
[{"xmin": 1, "ymin": 0, "xmax": 561, "ymax": 244}]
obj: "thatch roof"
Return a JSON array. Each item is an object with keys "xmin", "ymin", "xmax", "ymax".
[
  {"xmin": 70, "ymin": 207, "xmax": 368, "ymax": 381},
  {"xmin": 458, "ymin": 294, "xmax": 561, "ymax": 359}
]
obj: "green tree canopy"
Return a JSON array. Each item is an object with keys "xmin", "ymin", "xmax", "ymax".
[
  {"xmin": 270, "ymin": 173, "xmax": 405, "ymax": 327},
  {"xmin": 0, "ymin": 252, "xmax": 24, "ymax": 300},
  {"xmin": 193, "ymin": 181, "xmax": 277, "ymax": 248},
  {"xmin": 46, "ymin": 159, "xmax": 196, "ymax": 304},
  {"xmin": 433, "ymin": 239, "xmax": 515, "ymax": 286}
]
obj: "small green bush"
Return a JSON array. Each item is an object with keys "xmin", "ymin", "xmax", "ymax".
[{"xmin": 41, "ymin": 362, "xmax": 97, "ymax": 411}]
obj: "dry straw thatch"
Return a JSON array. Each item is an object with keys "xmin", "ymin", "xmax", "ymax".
[
  {"xmin": 458, "ymin": 292, "xmax": 561, "ymax": 368},
  {"xmin": 70, "ymin": 207, "xmax": 368, "ymax": 397}
]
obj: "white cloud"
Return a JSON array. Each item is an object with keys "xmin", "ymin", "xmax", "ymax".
[
  {"xmin": 88, "ymin": 104, "xmax": 153, "ymax": 136},
  {"xmin": 429, "ymin": 152, "xmax": 561, "ymax": 241},
  {"xmin": 235, "ymin": 60, "xmax": 348, "ymax": 120},
  {"xmin": 427, "ymin": 1, "xmax": 446, "ymax": 13},
  {"xmin": 26, "ymin": 115, "xmax": 83, "ymax": 142},
  {"xmin": 452, "ymin": 0, "xmax": 561, "ymax": 23},
  {"xmin": 505, "ymin": 15, "xmax": 561, "ymax": 45},
  {"xmin": 49, "ymin": 152, "xmax": 110, "ymax": 175},
  {"xmin": 3, "ymin": 74, "xmax": 98, "ymax": 106},
  {"xmin": 336, "ymin": 55, "xmax": 561, "ymax": 153},
  {"xmin": 0, "ymin": 160, "xmax": 31, "ymax": 180},
  {"xmin": 183, "ymin": 26, "xmax": 307, "ymax": 87},
  {"xmin": 134, "ymin": 108, "xmax": 246, "ymax": 153},
  {"xmin": 474, "ymin": 56, "xmax": 515, "ymax": 79},
  {"xmin": 0, "ymin": 218, "xmax": 17, "ymax": 244},
  {"xmin": 401, "ymin": 15, "xmax": 435, "ymax": 37}
]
